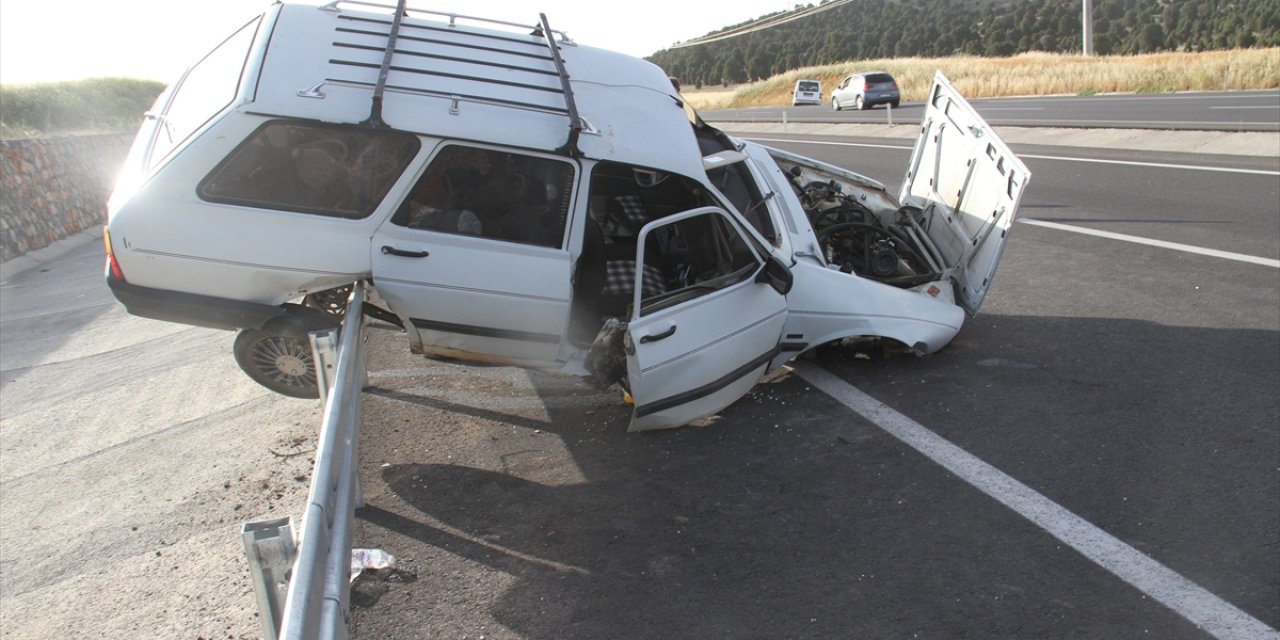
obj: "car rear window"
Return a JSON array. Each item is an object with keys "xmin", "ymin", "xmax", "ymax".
[
  {"xmin": 797, "ymin": 81, "xmax": 820, "ymax": 92},
  {"xmin": 865, "ymin": 73, "xmax": 895, "ymax": 84},
  {"xmin": 198, "ymin": 121, "xmax": 420, "ymax": 219}
]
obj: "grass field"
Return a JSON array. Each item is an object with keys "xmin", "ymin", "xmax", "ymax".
[{"xmin": 683, "ymin": 47, "xmax": 1280, "ymax": 110}]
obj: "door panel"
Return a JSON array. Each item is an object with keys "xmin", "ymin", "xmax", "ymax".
[
  {"xmin": 624, "ymin": 207, "xmax": 788, "ymax": 431},
  {"xmin": 371, "ymin": 144, "xmax": 577, "ymax": 366}
]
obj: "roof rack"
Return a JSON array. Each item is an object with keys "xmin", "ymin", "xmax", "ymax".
[
  {"xmin": 357, "ymin": 0, "xmax": 407, "ymax": 128},
  {"xmin": 324, "ymin": 1, "xmax": 583, "ymax": 154},
  {"xmin": 537, "ymin": 12, "xmax": 583, "ymax": 157}
]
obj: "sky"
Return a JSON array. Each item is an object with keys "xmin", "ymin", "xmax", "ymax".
[{"xmin": 0, "ymin": 0, "xmax": 792, "ymax": 84}]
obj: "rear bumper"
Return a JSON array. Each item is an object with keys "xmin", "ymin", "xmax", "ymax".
[
  {"xmin": 107, "ymin": 271, "xmax": 284, "ymax": 331},
  {"xmin": 868, "ymin": 91, "xmax": 900, "ymax": 105}
]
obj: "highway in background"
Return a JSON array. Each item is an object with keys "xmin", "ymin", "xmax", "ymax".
[{"xmin": 703, "ymin": 89, "xmax": 1280, "ymax": 131}]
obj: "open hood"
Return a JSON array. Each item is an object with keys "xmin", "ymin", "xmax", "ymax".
[{"xmin": 900, "ymin": 71, "xmax": 1031, "ymax": 314}]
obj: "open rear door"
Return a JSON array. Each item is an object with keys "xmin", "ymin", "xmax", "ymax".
[
  {"xmin": 901, "ymin": 71, "xmax": 1031, "ymax": 314},
  {"xmin": 622, "ymin": 207, "xmax": 788, "ymax": 431}
]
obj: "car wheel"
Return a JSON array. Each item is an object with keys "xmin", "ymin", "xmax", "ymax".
[
  {"xmin": 304, "ymin": 283, "xmax": 354, "ymax": 317},
  {"xmin": 233, "ymin": 306, "xmax": 340, "ymax": 399},
  {"xmin": 832, "ymin": 97, "xmax": 841, "ymax": 111},
  {"xmin": 891, "ymin": 100, "xmax": 900, "ymax": 109},
  {"xmin": 854, "ymin": 95, "xmax": 865, "ymax": 110}
]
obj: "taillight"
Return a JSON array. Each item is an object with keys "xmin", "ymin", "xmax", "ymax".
[{"xmin": 103, "ymin": 226, "xmax": 125, "ymax": 281}]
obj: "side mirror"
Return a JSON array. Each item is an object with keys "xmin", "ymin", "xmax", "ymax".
[{"xmin": 756, "ymin": 255, "xmax": 794, "ymax": 295}]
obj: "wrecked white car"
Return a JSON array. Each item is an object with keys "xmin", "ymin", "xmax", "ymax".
[{"xmin": 105, "ymin": 1, "xmax": 1030, "ymax": 430}]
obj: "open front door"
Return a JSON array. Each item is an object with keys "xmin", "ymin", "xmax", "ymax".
[
  {"xmin": 901, "ymin": 71, "xmax": 1031, "ymax": 315},
  {"xmin": 623, "ymin": 207, "xmax": 788, "ymax": 431}
]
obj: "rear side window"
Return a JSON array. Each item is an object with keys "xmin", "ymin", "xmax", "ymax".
[
  {"xmin": 391, "ymin": 145, "xmax": 575, "ymax": 249},
  {"xmin": 150, "ymin": 17, "xmax": 261, "ymax": 169},
  {"xmin": 199, "ymin": 121, "xmax": 420, "ymax": 219}
]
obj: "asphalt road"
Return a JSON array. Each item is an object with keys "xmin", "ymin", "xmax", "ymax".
[
  {"xmin": 1, "ymin": 130, "xmax": 1275, "ymax": 639},
  {"xmin": 0, "ymin": 242, "xmax": 319, "ymax": 638},
  {"xmin": 703, "ymin": 89, "xmax": 1280, "ymax": 131},
  {"xmin": 348, "ymin": 138, "xmax": 1280, "ymax": 638}
]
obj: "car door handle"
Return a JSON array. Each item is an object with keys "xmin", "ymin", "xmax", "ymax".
[
  {"xmin": 639, "ymin": 325, "xmax": 677, "ymax": 344},
  {"xmin": 381, "ymin": 246, "xmax": 430, "ymax": 258}
]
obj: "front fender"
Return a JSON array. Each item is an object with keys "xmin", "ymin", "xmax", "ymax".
[{"xmin": 782, "ymin": 260, "xmax": 965, "ymax": 356}]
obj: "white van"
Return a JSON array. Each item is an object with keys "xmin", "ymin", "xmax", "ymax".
[
  {"xmin": 105, "ymin": 1, "xmax": 1029, "ymax": 430},
  {"xmin": 792, "ymin": 79, "xmax": 822, "ymax": 105}
]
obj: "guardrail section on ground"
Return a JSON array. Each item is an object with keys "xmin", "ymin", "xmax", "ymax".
[{"xmin": 243, "ymin": 282, "xmax": 367, "ymax": 640}]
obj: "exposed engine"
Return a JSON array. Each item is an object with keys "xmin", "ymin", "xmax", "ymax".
[{"xmin": 783, "ymin": 166, "xmax": 943, "ymax": 289}]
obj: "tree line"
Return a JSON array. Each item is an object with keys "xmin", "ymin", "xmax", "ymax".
[{"xmin": 648, "ymin": 0, "xmax": 1280, "ymax": 88}]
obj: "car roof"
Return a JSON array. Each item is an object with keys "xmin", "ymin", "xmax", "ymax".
[{"xmin": 249, "ymin": 3, "xmax": 705, "ymax": 177}]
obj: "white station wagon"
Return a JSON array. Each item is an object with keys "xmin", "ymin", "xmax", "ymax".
[{"xmin": 105, "ymin": 1, "xmax": 1030, "ymax": 431}]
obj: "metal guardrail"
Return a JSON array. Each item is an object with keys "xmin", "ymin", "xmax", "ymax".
[{"xmin": 243, "ymin": 282, "xmax": 368, "ymax": 640}]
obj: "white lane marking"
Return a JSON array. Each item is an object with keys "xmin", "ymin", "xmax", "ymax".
[
  {"xmin": 794, "ymin": 363, "xmax": 1280, "ymax": 640},
  {"xmin": 749, "ymin": 137, "xmax": 909, "ymax": 150},
  {"xmin": 1209, "ymin": 105, "xmax": 1280, "ymax": 110},
  {"xmin": 744, "ymin": 137, "xmax": 1280, "ymax": 176},
  {"xmin": 1019, "ymin": 219, "xmax": 1280, "ymax": 268},
  {"xmin": 980, "ymin": 94, "xmax": 1279, "ymax": 103},
  {"xmin": 1018, "ymin": 154, "xmax": 1280, "ymax": 176},
  {"xmin": 986, "ymin": 118, "xmax": 1278, "ymax": 127}
]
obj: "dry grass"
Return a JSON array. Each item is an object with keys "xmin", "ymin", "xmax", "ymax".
[{"xmin": 685, "ymin": 48, "xmax": 1280, "ymax": 110}]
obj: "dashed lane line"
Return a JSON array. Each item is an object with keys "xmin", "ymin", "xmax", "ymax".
[
  {"xmin": 795, "ymin": 363, "xmax": 1280, "ymax": 640},
  {"xmin": 1019, "ymin": 219, "xmax": 1280, "ymax": 268}
]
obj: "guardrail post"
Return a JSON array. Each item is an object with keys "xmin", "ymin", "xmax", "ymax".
[
  {"xmin": 242, "ymin": 517, "xmax": 297, "ymax": 640},
  {"xmin": 310, "ymin": 329, "xmax": 340, "ymax": 404}
]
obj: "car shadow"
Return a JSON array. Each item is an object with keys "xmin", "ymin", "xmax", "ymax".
[{"xmin": 350, "ymin": 312, "xmax": 1279, "ymax": 638}]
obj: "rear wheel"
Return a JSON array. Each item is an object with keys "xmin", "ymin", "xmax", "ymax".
[
  {"xmin": 890, "ymin": 100, "xmax": 900, "ymax": 109},
  {"xmin": 234, "ymin": 306, "xmax": 340, "ymax": 399},
  {"xmin": 854, "ymin": 95, "xmax": 866, "ymax": 110}
]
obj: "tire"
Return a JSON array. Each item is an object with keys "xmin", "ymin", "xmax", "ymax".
[
  {"xmin": 854, "ymin": 95, "xmax": 866, "ymax": 110},
  {"xmin": 832, "ymin": 97, "xmax": 841, "ymax": 111},
  {"xmin": 891, "ymin": 100, "xmax": 900, "ymax": 109},
  {"xmin": 234, "ymin": 306, "xmax": 340, "ymax": 399}
]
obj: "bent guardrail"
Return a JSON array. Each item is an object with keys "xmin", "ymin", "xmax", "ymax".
[{"xmin": 243, "ymin": 281, "xmax": 367, "ymax": 640}]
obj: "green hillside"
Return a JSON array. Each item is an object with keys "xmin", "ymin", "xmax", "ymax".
[
  {"xmin": 649, "ymin": 0, "xmax": 1280, "ymax": 88},
  {"xmin": 0, "ymin": 78, "xmax": 165, "ymax": 139}
]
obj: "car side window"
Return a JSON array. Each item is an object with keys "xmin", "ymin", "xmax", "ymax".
[
  {"xmin": 198, "ymin": 120, "xmax": 420, "ymax": 219},
  {"xmin": 391, "ymin": 145, "xmax": 575, "ymax": 249},
  {"xmin": 637, "ymin": 210, "xmax": 761, "ymax": 317}
]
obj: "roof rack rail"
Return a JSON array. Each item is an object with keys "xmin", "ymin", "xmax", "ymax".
[
  {"xmin": 320, "ymin": 1, "xmax": 575, "ymax": 44},
  {"xmin": 358, "ymin": 0, "xmax": 408, "ymax": 128},
  {"xmin": 536, "ymin": 12, "xmax": 583, "ymax": 157}
]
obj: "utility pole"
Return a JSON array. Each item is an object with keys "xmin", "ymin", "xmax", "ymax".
[{"xmin": 1082, "ymin": 0, "xmax": 1094, "ymax": 55}]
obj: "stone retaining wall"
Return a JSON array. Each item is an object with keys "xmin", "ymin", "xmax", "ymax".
[{"xmin": 1, "ymin": 134, "xmax": 134, "ymax": 263}]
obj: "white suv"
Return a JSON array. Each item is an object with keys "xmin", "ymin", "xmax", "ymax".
[{"xmin": 105, "ymin": 2, "xmax": 1029, "ymax": 430}]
